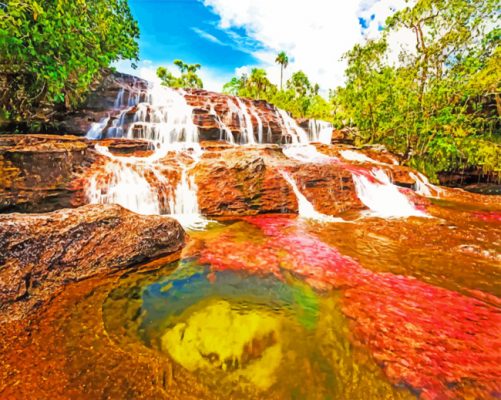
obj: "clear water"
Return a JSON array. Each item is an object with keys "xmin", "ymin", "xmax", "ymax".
[{"xmin": 2, "ymin": 206, "xmax": 500, "ymax": 399}]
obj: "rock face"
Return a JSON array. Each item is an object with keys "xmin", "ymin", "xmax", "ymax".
[
  {"xmin": 0, "ymin": 204, "xmax": 186, "ymax": 322},
  {"xmin": 0, "ymin": 134, "xmax": 157, "ymax": 212},
  {"xmin": 37, "ymin": 72, "xmax": 339, "ymax": 144},
  {"xmin": 0, "ymin": 134, "xmax": 92, "ymax": 212},
  {"xmin": 193, "ymin": 144, "xmax": 363, "ymax": 216}
]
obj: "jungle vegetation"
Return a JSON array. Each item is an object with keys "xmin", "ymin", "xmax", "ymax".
[
  {"xmin": 157, "ymin": 60, "xmax": 204, "ymax": 89},
  {"xmin": 0, "ymin": 0, "xmax": 498, "ymax": 178},
  {"xmin": 0, "ymin": 0, "xmax": 140, "ymax": 122},
  {"xmin": 222, "ymin": 0, "xmax": 500, "ymax": 179}
]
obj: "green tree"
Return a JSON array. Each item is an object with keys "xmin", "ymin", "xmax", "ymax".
[
  {"xmin": 275, "ymin": 51, "xmax": 289, "ymax": 90},
  {"xmin": 0, "ymin": 0, "xmax": 139, "ymax": 123},
  {"xmin": 157, "ymin": 60, "xmax": 204, "ymax": 89},
  {"xmin": 222, "ymin": 68, "xmax": 332, "ymax": 120},
  {"xmin": 334, "ymin": 0, "xmax": 500, "ymax": 180}
]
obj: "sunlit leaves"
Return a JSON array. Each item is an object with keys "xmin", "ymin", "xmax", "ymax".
[
  {"xmin": 335, "ymin": 0, "xmax": 500, "ymax": 180},
  {"xmin": 157, "ymin": 61, "xmax": 204, "ymax": 89},
  {"xmin": 0, "ymin": 0, "xmax": 139, "ymax": 121}
]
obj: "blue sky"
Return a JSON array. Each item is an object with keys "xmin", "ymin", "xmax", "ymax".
[
  {"xmin": 127, "ymin": 0, "xmax": 258, "ymax": 75},
  {"xmin": 116, "ymin": 0, "xmax": 411, "ymax": 92}
]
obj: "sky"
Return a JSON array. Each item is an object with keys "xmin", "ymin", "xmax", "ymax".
[{"xmin": 115, "ymin": 0, "xmax": 411, "ymax": 92}]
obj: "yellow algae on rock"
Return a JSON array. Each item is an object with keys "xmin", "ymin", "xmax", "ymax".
[{"xmin": 161, "ymin": 300, "xmax": 282, "ymax": 390}]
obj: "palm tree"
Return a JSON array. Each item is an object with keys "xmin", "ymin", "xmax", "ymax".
[{"xmin": 275, "ymin": 51, "xmax": 289, "ymax": 90}]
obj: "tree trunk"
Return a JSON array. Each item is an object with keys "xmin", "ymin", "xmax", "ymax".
[{"xmin": 280, "ymin": 65, "xmax": 283, "ymax": 90}]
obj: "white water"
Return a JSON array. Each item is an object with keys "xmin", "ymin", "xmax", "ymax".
[
  {"xmin": 409, "ymin": 171, "xmax": 442, "ymax": 198},
  {"xmin": 280, "ymin": 171, "xmax": 342, "ymax": 222},
  {"xmin": 277, "ymin": 109, "xmax": 309, "ymax": 144},
  {"xmin": 282, "ymin": 144, "xmax": 332, "ymax": 163},
  {"xmin": 87, "ymin": 117, "xmax": 110, "ymax": 140},
  {"xmin": 86, "ymin": 80, "xmax": 432, "ymax": 224},
  {"xmin": 230, "ymin": 98, "xmax": 256, "ymax": 144},
  {"xmin": 86, "ymin": 82, "xmax": 207, "ymax": 229},
  {"xmin": 86, "ymin": 145, "xmax": 164, "ymax": 215},
  {"xmin": 308, "ymin": 120, "xmax": 333, "ymax": 144},
  {"xmin": 277, "ymin": 109, "xmax": 334, "ymax": 163},
  {"xmin": 340, "ymin": 150, "xmax": 386, "ymax": 165},
  {"xmin": 208, "ymin": 101, "xmax": 234, "ymax": 143},
  {"xmin": 351, "ymin": 168, "xmax": 427, "ymax": 218}
]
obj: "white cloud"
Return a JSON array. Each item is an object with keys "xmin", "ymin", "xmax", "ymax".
[
  {"xmin": 191, "ymin": 27, "xmax": 228, "ymax": 47},
  {"xmin": 112, "ymin": 59, "xmax": 231, "ymax": 92},
  {"xmin": 202, "ymin": 0, "xmax": 413, "ymax": 90}
]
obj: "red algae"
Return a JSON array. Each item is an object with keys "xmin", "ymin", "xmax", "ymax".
[
  {"xmin": 197, "ymin": 215, "xmax": 501, "ymax": 399},
  {"xmin": 473, "ymin": 211, "xmax": 501, "ymax": 223}
]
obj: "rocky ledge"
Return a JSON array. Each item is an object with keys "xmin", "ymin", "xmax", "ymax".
[
  {"xmin": 0, "ymin": 204, "xmax": 186, "ymax": 322},
  {"xmin": 2, "ymin": 135, "xmax": 500, "ymax": 216}
]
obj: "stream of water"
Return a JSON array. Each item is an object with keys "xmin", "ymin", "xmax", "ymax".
[{"xmin": 36, "ymin": 79, "xmax": 498, "ymax": 399}]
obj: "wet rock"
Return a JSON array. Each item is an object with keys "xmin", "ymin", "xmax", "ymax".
[
  {"xmin": 18, "ymin": 71, "xmax": 334, "ymax": 143},
  {"xmin": 0, "ymin": 204, "xmax": 186, "ymax": 322},
  {"xmin": 193, "ymin": 145, "xmax": 363, "ymax": 216},
  {"xmin": 0, "ymin": 134, "xmax": 92, "ymax": 212}
]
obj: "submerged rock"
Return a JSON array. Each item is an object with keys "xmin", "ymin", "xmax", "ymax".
[{"xmin": 0, "ymin": 204, "xmax": 186, "ymax": 322}]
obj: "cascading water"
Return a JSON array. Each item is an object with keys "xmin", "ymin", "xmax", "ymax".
[
  {"xmin": 87, "ymin": 81, "xmax": 431, "ymax": 224},
  {"xmin": 277, "ymin": 109, "xmax": 309, "ymax": 144},
  {"xmin": 86, "ymin": 145, "xmax": 166, "ymax": 215},
  {"xmin": 308, "ymin": 120, "xmax": 333, "ymax": 144},
  {"xmin": 85, "ymin": 82, "xmax": 207, "ymax": 229},
  {"xmin": 409, "ymin": 172, "xmax": 442, "ymax": 198},
  {"xmin": 87, "ymin": 117, "xmax": 110, "ymax": 140},
  {"xmin": 340, "ymin": 150, "xmax": 385, "ymax": 165},
  {"xmin": 228, "ymin": 98, "xmax": 256, "ymax": 144},
  {"xmin": 207, "ymin": 101, "xmax": 234, "ymax": 143},
  {"xmin": 278, "ymin": 109, "xmax": 333, "ymax": 163},
  {"xmin": 351, "ymin": 168, "xmax": 427, "ymax": 218},
  {"xmin": 280, "ymin": 171, "xmax": 342, "ymax": 222}
]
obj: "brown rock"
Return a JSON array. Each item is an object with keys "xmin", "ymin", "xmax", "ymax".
[
  {"xmin": 0, "ymin": 134, "xmax": 92, "ymax": 212},
  {"xmin": 0, "ymin": 204, "xmax": 186, "ymax": 322},
  {"xmin": 194, "ymin": 145, "xmax": 364, "ymax": 216}
]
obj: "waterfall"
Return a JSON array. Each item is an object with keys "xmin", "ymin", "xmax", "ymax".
[
  {"xmin": 409, "ymin": 172, "xmax": 442, "ymax": 197},
  {"xmin": 85, "ymin": 82, "xmax": 207, "ymax": 229},
  {"xmin": 230, "ymin": 98, "xmax": 256, "ymax": 144},
  {"xmin": 280, "ymin": 171, "xmax": 342, "ymax": 222},
  {"xmin": 86, "ymin": 146, "xmax": 165, "ymax": 215},
  {"xmin": 126, "ymin": 85, "xmax": 200, "ymax": 151},
  {"xmin": 351, "ymin": 169, "xmax": 427, "ymax": 218},
  {"xmin": 168, "ymin": 164, "xmax": 207, "ymax": 229},
  {"xmin": 277, "ymin": 109, "xmax": 332, "ymax": 163},
  {"xmin": 340, "ymin": 150, "xmax": 385, "ymax": 165},
  {"xmin": 208, "ymin": 101, "xmax": 234, "ymax": 143},
  {"xmin": 277, "ymin": 109, "xmax": 309, "ymax": 144},
  {"xmin": 308, "ymin": 120, "xmax": 333, "ymax": 144},
  {"xmin": 87, "ymin": 117, "xmax": 110, "ymax": 140}
]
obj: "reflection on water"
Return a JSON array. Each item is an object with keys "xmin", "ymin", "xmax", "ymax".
[
  {"xmin": 1, "ymin": 196, "xmax": 500, "ymax": 399},
  {"xmin": 103, "ymin": 260, "xmax": 412, "ymax": 399}
]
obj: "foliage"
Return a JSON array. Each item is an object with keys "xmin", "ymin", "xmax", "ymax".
[
  {"xmin": 0, "ymin": 0, "xmax": 140, "ymax": 122},
  {"xmin": 275, "ymin": 51, "xmax": 289, "ymax": 90},
  {"xmin": 223, "ymin": 68, "xmax": 333, "ymax": 121},
  {"xmin": 334, "ymin": 0, "xmax": 500, "ymax": 180},
  {"xmin": 157, "ymin": 60, "xmax": 204, "ymax": 89}
]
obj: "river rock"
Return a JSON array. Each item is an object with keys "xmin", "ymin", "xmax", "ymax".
[
  {"xmin": 0, "ymin": 204, "xmax": 186, "ymax": 322},
  {"xmin": 0, "ymin": 134, "xmax": 92, "ymax": 212}
]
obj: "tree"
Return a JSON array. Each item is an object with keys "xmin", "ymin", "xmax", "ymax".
[
  {"xmin": 275, "ymin": 51, "xmax": 289, "ymax": 90},
  {"xmin": 222, "ymin": 68, "xmax": 330, "ymax": 120},
  {"xmin": 334, "ymin": 0, "xmax": 500, "ymax": 180},
  {"xmin": 156, "ymin": 59, "xmax": 203, "ymax": 89},
  {"xmin": 0, "ymin": 0, "xmax": 140, "ymax": 123}
]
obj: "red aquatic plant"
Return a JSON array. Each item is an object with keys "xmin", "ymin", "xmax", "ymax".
[{"xmin": 199, "ymin": 216, "xmax": 501, "ymax": 399}]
